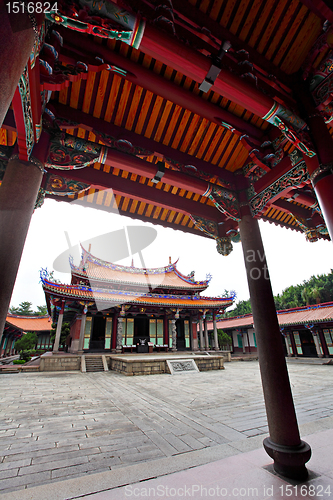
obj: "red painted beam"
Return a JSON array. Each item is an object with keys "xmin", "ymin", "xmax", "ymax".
[
  {"xmin": 52, "ymin": 102, "xmax": 236, "ymax": 187},
  {"xmin": 271, "ymin": 199, "xmax": 315, "ymax": 220},
  {"xmin": 60, "ymin": 28, "xmax": 264, "ymax": 142},
  {"xmin": 299, "ymin": 0, "xmax": 333, "ymax": 23},
  {"xmin": 45, "ymin": 192, "xmax": 216, "ymax": 240},
  {"xmin": 168, "ymin": 0, "xmax": 295, "ymax": 88},
  {"xmin": 139, "ymin": 24, "xmax": 275, "ymax": 118},
  {"xmin": 287, "ymin": 190, "xmax": 317, "ymax": 207},
  {"xmin": 100, "ymin": 146, "xmax": 209, "ymax": 195},
  {"xmin": 46, "ymin": 166, "xmax": 222, "ymax": 221}
]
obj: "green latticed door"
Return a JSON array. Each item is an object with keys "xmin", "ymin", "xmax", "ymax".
[{"xmin": 83, "ymin": 316, "xmax": 92, "ymax": 349}]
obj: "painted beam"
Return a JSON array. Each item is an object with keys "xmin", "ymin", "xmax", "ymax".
[
  {"xmin": 138, "ymin": 23, "xmax": 277, "ymax": 118},
  {"xmin": 271, "ymin": 199, "xmax": 314, "ymax": 220},
  {"xmin": 60, "ymin": 28, "xmax": 264, "ymax": 142},
  {"xmin": 52, "ymin": 102, "xmax": 237, "ymax": 187},
  {"xmin": 298, "ymin": 0, "xmax": 333, "ymax": 23},
  {"xmin": 45, "ymin": 193, "xmax": 215, "ymax": 240},
  {"xmin": 170, "ymin": 0, "xmax": 296, "ymax": 87},
  {"xmin": 45, "ymin": 167, "xmax": 223, "ymax": 222}
]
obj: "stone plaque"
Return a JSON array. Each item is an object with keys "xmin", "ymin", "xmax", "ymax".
[{"xmin": 167, "ymin": 358, "xmax": 199, "ymax": 375}]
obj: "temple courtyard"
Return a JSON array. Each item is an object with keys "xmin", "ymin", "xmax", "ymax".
[{"xmin": 0, "ymin": 359, "xmax": 333, "ymax": 499}]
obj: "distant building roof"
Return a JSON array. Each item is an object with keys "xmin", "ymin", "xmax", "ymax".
[
  {"xmin": 208, "ymin": 302, "xmax": 333, "ymax": 330},
  {"xmin": 42, "ymin": 249, "xmax": 234, "ymax": 312},
  {"xmin": 5, "ymin": 315, "xmax": 52, "ymax": 333},
  {"xmin": 42, "ymin": 280, "xmax": 233, "ymax": 309},
  {"xmin": 70, "ymin": 247, "xmax": 211, "ymax": 291}
]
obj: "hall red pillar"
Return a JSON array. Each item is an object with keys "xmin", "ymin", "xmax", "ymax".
[
  {"xmin": 238, "ymin": 213, "xmax": 311, "ymax": 480},
  {"xmin": 0, "ymin": 134, "xmax": 48, "ymax": 341},
  {"xmin": 297, "ymin": 85, "xmax": 333, "ymax": 241},
  {"xmin": 0, "ymin": 157, "xmax": 43, "ymax": 337},
  {"xmin": 0, "ymin": 7, "xmax": 35, "ymax": 126},
  {"xmin": 307, "ymin": 155, "xmax": 333, "ymax": 241}
]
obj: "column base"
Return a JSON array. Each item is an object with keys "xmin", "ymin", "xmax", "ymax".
[
  {"xmin": 171, "ymin": 347, "xmax": 177, "ymax": 352},
  {"xmin": 263, "ymin": 437, "xmax": 311, "ymax": 481}
]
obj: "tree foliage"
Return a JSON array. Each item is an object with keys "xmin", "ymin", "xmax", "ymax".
[
  {"xmin": 217, "ymin": 329, "xmax": 232, "ymax": 347},
  {"xmin": 9, "ymin": 301, "xmax": 48, "ymax": 316},
  {"xmin": 225, "ymin": 270, "xmax": 333, "ymax": 317},
  {"xmin": 14, "ymin": 331, "xmax": 37, "ymax": 352}
]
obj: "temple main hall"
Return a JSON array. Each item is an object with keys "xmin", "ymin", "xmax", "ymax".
[{"xmin": 41, "ymin": 247, "xmax": 233, "ymax": 353}]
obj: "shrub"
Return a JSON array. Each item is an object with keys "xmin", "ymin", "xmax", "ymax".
[
  {"xmin": 13, "ymin": 359, "xmax": 26, "ymax": 364},
  {"xmin": 217, "ymin": 329, "xmax": 232, "ymax": 348},
  {"xmin": 15, "ymin": 332, "xmax": 37, "ymax": 352}
]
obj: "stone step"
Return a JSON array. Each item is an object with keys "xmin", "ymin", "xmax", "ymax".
[
  {"xmin": 85, "ymin": 357, "xmax": 104, "ymax": 372},
  {"xmin": 0, "ymin": 366, "xmax": 19, "ymax": 373}
]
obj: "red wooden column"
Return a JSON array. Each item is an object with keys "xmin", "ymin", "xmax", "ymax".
[
  {"xmin": 163, "ymin": 314, "xmax": 169, "ymax": 347},
  {"xmin": 0, "ymin": 134, "xmax": 48, "ymax": 343},
  {"xmin": 0, "ymin": 7, "xmax": 35, "ymax": 126},
  {"xmin": 238, "ymin": 211, "xmax": 311, "ymax": 480},
  {"xmin": 297, "ymin": 86, "xmax": 333, "ymax": 241},
  {"xmin": 191, "ymin": 318, "xmax": 199, "ymax": 351},
  {"xmin": 0, "ymin": 158, "xmax": 43, "ymax": 341}
]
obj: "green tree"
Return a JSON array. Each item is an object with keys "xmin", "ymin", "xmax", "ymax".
[
  {"xmin": 9, "ymin": 301, "xmax": 34, "ymax": 316},
  {"xmin": 35, "ymin": 305, "xmax": 48, "ymax": 316},
  {"xmin": 217, "ymin": 329, "xmax": 232, "ymax": 348},
  {"xmin": 14, "ymin": 331, "xmax": 37, "ymax": 352},
  {"xmin": 9, "ymin": 302, "xmax": 48, "ymax": 316},
  {"xmin": 223, "ymin": 270, "xmax": 333, "ymax": 319},
  {"xmin": 225, "ymin": 299, "xmax": 251, "ymax": 317}
]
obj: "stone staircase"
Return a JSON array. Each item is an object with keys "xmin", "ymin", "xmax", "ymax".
[
  {"xmin": 84, "ymin": 356, "xmax": 105, "ymax": 372},
  {"xmin": 0, "ymin": 365, "xmax": 19, "ymax": 374}
]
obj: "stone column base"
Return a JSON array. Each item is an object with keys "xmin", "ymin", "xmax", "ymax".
[{"xmin": 263, "ymin": 437, "xmax": 311, "ymax": 480}]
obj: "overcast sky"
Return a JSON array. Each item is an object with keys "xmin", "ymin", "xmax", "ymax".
[{"xmin": 9, "ymin": 196, "xmax": 333, "ymax": 312}]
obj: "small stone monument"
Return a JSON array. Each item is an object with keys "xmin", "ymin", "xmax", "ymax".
[{"xmin": 167, "ymin": 358, "xmax": 199, "ymax": 375}]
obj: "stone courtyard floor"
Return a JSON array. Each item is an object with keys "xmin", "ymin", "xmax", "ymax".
[{"xmin": 0, "ymin": 360, "xmax": 333, "ymax": 499}]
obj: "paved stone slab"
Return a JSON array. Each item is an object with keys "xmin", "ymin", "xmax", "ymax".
[{"xmin": 0, "ymin": 361, "xmax": 333, "ymax": 496}]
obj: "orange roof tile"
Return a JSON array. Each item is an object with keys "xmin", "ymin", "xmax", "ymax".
[
  {"xmin": 5, "ymin": 315, "xmax": 52, "ymax": 332},
  {"xmin": 208, "ymin": 303, "xmax": 333, "ymax": 330},
  {"xmin": 71, "ymin": 248, "xmax": 209, "ymax": 290},
  {"xmin": 42, "ymin": 281, "xmax": 233, "ymax": 309}
]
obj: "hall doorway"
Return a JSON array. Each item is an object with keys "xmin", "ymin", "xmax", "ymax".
[
  {"xmin": 134, "ymin": 315, "xmax": 149, "ymax": 345},
  {"xmin": 299, "ymin": 329, "xmax": 317, "ymax": 357},
  {"xmin": 90, "ymin": 313, "xmax": 106, "ymax": 350},
  {"xmin": 176, "ymin": 319, "xmax": 186, "ymax": 350}
]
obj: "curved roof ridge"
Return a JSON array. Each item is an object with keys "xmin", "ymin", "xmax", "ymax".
[
  {"xmin": 172, "ymin": 261, "xmax": 210, "ymax": 287},
  {"xmin": 7, "ymin": 314, "xmax": 50, "ymax": 319},
  {"xmin": 79, "ymin": 245, "xmax": 184, "ymax": 275}
]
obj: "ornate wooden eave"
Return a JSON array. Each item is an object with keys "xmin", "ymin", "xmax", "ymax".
[{"xmin": 1, "ymin": 0, "xmax": 333, "ymax": 248}]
